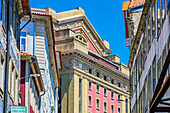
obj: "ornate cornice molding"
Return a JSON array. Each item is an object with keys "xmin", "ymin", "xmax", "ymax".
[{"xmin": 61, "ymin": 49, "xmax": 129, "ymax": 80}]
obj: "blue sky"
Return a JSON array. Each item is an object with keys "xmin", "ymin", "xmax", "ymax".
[{"xmin": 30, "ymin": 0, "xmax": 130, "ymax": 65}]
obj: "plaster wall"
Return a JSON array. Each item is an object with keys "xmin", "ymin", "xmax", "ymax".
[{"xmin": 87, "ymin": 81, "xmax": 122, "ymax": 113}]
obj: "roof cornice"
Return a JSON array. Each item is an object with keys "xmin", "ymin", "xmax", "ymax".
[{"xmin": 61, "ymin": 49, "xmax": 129, "ymax": 80}]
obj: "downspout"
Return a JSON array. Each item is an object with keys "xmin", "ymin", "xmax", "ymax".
[
  {"xmin": 28, "ymin": 56, "xmax": 37, "ymax": 113},
  {"xmin": 39, "ymin": 91, "xmax": 45, "ymax": 113}
]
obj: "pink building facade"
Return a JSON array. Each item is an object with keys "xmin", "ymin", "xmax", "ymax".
[{"xmin": 88, "ymin": 81, "xmax": 123, "ymax": 113}]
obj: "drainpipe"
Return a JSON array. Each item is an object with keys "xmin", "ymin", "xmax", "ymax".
[
  {"xmin": 39, "ymin": 91, "xmax": 45, "ymax": 113},
  {"xmin": 28, "ymin": 56, "xmax": 37, "ymax": 113}
]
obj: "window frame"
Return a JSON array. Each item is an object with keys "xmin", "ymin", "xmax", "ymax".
[
  {"xmin": 88, "ymin": 81, "xmax": 92, "ymax": 91},
  {"xmin": 88, "ymin": 95, "xmax": 92, "ymax": 107},
  {"xmin": 104, "ymin": 101, "xmax": 107, "ymax": 113},
  {"xmin": 111, "ymin": 91, "xmax": 114, "ymax": 100},
  {"xmin": 96, "ymin": 84, "xmax": 100, "ymax": 94},
  {"xmin": 118, "ymin": 107, "xmax": 121, "ymax": 113},
  {"xmin": 104, "ymin": 88, "xmax": 107, "ymax": 97},
  {"xmin": 111, "ymin": 104, "xmax": 114, "ymax": 113},
  {"xmin": 96, "ymin": 98, "xmax": 100, "ymax": 110},
  {"xmin": 118, "ymin": 94, "xmax": 121, "ymax": 103},
  {"xmin": 20, "ymin": 31, "xmax": 27, "ymax": 52}
]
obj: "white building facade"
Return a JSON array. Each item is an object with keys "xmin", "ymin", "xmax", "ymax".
[
  {"xmin": 129, "ymin": 0, "xmax": 170, "ymax": 113},
  {"xmin": 20, "ymin": 9, "xmax": 60, "ymax": 113}
]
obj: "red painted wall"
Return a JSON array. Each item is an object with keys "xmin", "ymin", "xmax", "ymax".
[{"xmin": 20, "ymin": 61, "xmax": 26, "ymax": 106}]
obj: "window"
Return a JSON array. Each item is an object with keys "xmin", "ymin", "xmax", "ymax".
[
  {"xmin": 111, "ymin": 79, "xmax": 114, "ymax": 84},
  {"xmin": 104, "ymin": 102, "xmax": 107, "ymax": 112},
  {"xmin": 104, "ymin": 76, "xmax": 107, "ymax": 81},
  {"xmin": 111, "ymin": 91, "xmax": 114, "ymax": 100},
  {"xmin": 89, "ymin": 81, "xmax": 92, "ymax": 90},
  {"xmin": 20, "ymin": 31, "xmax": 27, "ymax": 37},
  {"xmin": 96, "ymin": 99, "xmax": 100, "ymax": 110},
  {"xmin": 118, "ymin": 82, "xmax": 121, "ymax": 87},
  {"xmin": 118, "ymin": 94, "xmax": 121, "ymax": 103},
  {"xmin": 20, "ymin": 31, "xmax": 27, "ymax": 52},
  {"xmin": 88, "ymin": 96, "xmax": 92, "ymax": 107},
  {"xmin": 118, "ymin": 108, "xmax": 121, "ymax": 113},
  {"xmin": 96, "ymin": 72, "xmax": 100, "ymax": 77},
  {"xmin": 104, "ymin": 88, "xmax": 107, "ymax": 97},
  {"xmin": 96, "ymin": 85, "xmax": 100, "ymax": 94},
  {"xmin": 111, "ymin": 105, "xmax": 114, "ymax": 113},
  {"xmin": 79, "ymin": 79, "xmax": 82, "ymax": 113},
  {"xmin": 126, "ymin": 99, "xmax": 128, "ymax": 113},
  {"xmin": 89, "ymin": 68, "xmax": 92, "ymax": 74}
]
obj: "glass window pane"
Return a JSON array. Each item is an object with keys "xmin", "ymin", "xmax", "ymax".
[
  {"xmin": 21, "ymin": 38, "xmax": 26, "ymax": 51},
  {"xmin": 20, "ymin": 31, "xmax": 27, "ymax": 37}
]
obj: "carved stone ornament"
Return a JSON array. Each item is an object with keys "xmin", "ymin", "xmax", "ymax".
[
  {"xmin": 83, "ymin": 63, "xmax": 89, "ymax": 72},
  {"xmin": 108, "ymin": 76, "xmax": 111, "ymax": 81},
  {"xmin": 100, "ymin": 72, "xmax": 104, "ymax": 78},
  {"xmin": 92, "ymin": 68, "xmax": 96, "ymax": 75},
  {"xmin": 63, "ymin": 59, "xmax": 73, "ymax": 69}
]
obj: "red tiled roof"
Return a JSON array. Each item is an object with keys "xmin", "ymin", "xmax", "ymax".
[
  {"xmin": 122, "ymin": 1, "xmax": 130, "ymax": 11},
  {"xmin": 129, "ymin": 0, "xmax": 145, "ymax": 8},
  {"xmin": 20, "ymin": 51, "xmax": 32, "ymax": 56}
]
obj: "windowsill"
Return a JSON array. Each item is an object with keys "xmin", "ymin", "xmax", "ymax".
[
  {"xmin": 111, "ymin": 98, "xmax": 114, "ymax": 101},
  {"xmin": 104, "ymin": 111, "xmax": 107, "ymax": 113},
  {"xmin": 88, "ymin": 105, "xmax": 92, "ymax": 108},
  {"xmin": 96, "ymin": 108, "xmax": 100, "ymax": 111},
  {"xmin": 104, "ymin": 95, "xmax": 107, "ymax": 97},
  {"xmin": 89, "ymin": 88, "xmax": 92, "ymax": 91},
  {"xmin": 96, "ymin": 92, "xmax": 100, "ymax": 94}
]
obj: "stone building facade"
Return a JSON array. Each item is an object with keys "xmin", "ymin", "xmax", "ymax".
[
  {"xmin": 44, "ymin": 7, "xmax": 130, "ymax": 113},
  {"xmin": 0, "ymin": 0, "xmax": 31, "ymax": 112}
]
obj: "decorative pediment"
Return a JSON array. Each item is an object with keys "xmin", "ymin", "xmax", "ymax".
[{"xmin": 74, "ymin": 33, "xmax": 88, "ymax": 44}]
